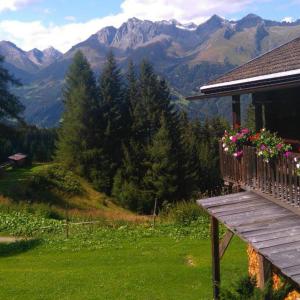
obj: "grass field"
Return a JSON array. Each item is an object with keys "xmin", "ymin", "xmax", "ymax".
[
  {"xmin": 0, "ymin": 164, "xmax": 248, "ymax": 299},
  {"xmin": 0, "ymin": 234, "xmax": 247, "ymax": 300},
  {"xmin": 0, "ymin": 164, "xmax": 144, "ymax": 222}
]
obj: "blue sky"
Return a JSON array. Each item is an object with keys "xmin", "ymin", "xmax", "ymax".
[{"xmin": 0, "ymin": 0, "xmax": 300, "ymax": 52}]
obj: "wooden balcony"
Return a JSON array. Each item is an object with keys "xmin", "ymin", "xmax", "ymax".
[{"xmin": 219, "ymin": 142, "xmax": 300, "ymax": 207}]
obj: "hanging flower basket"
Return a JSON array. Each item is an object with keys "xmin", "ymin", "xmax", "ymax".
[{"xmin": 221, "ymin": 128, "xmax": 292, "ymax": 163}]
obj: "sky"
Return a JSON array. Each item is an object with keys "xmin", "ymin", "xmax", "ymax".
[{"xmin": 0, "ymin": 0, "xmax": 300, "ymax": 53}]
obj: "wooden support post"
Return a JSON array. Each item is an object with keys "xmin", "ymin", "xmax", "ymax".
[
  {"xmin": 257, "ymin": 253, "xmax": 271, "ymax": 290},
  {"xmin": 211, "ymin": 216, "xmax": 220, "ymax": 300},
  {"xmin": 255, "ymin": 103, "xmax": 263, "ymax": 131},
  {"xmin": 232, "ymin": 95, "xmax": 241, "ymax": 129}
]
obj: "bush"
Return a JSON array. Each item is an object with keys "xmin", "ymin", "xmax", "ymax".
[
  {"xmin": 161, "ymin": 201, "xmax": 207, "ymax": 225},
  {"xmin": 0, "ymin": 203, "xmax": 64, "ymax": 220},
  {"xmin": 221, "ymin": 276, "xmax": 258, "ymax": 300},
  {"xmin": 28, "ymin": 164, "xmax": 83, "ymax": 195},
  {"xmin": 221, "ymin": 275, "xmax": 294, "ymax": 300}
]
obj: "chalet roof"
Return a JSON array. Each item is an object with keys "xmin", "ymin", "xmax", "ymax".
[
  {"xmin": 187, "ymin": 37, "xmax": 300, "ymax": 99},
  {"xmin": 207, "ymin": 38, "xmax": 300, "ymax": 85},
  {"xmin": 198, "ymin": 191, "xmax": 300, "ymax": 287},
  {"xmin": 8, "ymin": 153, "xmax": 27, "ymax": 161}
]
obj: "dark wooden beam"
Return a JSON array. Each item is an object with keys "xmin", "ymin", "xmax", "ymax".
[
  {"xmin": 254, "ymin": 103, "xmax": 263, "ymax": 131},
  {"xmin": 211, "ymin": 216, "xmax": 220, "ymax": 300},
  {"xmin": 232, "ymin": 95, "xmax": 241, "ymax": 129},
  {"xmin": 219, "ymin": 230, "xmax": 234, "ymax": 259}
]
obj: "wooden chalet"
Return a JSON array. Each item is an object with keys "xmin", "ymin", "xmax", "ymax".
[
  {"xmin": 8, "ymin": 153, "xmax": 27, "ymax": 167},
  {"xmin": 187, "ymin": 37, "xmax": 300, "ymax": 299}
]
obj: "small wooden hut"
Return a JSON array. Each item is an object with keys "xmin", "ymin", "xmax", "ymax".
[
  {"xmin": 8, "ymin": 153, "xmax": 27, "ymax": 167},
  {"xmin": 187, "ymin": 37, "xmax": 300, "ymax": 299}
]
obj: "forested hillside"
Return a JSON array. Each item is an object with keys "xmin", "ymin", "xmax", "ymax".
[{"xmin": 55, "ymin": 51, "xmax": 227, "ymax": 213}]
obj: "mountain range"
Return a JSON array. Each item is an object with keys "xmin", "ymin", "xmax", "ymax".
[{"xmin": 2, "ymin": 13, "xmax": 300, "ymax": 127}]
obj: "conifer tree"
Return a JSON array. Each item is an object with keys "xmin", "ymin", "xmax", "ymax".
[
  {"xmin": 137, "ymin": 60, "xmax": 174, "ymax": 143},
  {"xmin": 112, "ymin": 141, "xmax": 146, "ymax": 212},
  {"xmin": 143, "ymin": 115, "xmax": 178, "ymax": 211},
  {"xmin": 97, "ymin": 51, "xmax": 126, "ymax": 192},
  {"xmin": 0, "ymin": 55, "xmax": 24, "ymax": 122},
  {"xmin": 177, "ymin": 111, "xmax": 199, "ymax": 199},
  {"xmin": 56, "ymin": 51, "xmax": 100, "ymax": 177}
]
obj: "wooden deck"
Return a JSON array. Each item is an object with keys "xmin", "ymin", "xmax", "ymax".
[{"xmin": 198, "ymin": 191, "xmax": 300, "ymax": 286}]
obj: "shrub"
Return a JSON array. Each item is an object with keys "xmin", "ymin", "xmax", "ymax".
[
  {"xmin": 221, "ymin": 275, "xmax": 294, "ymax": 300},
  {"xmin": 28, "ymin": 164, "xmax": 83, "ymax": 195},
  {"xmin": 161, "ymin": 201, "xmax": 207, "ymax": 225}
]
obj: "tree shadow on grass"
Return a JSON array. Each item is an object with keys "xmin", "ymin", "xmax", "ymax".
[{"xmin": 0, "ymin": 239, "xmax": 42, "ymax": 257}]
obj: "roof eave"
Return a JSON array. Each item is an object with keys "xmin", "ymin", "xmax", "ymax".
[{"xmin": 186, "ymin": 75, "xmax": 300, "ymax": 101}]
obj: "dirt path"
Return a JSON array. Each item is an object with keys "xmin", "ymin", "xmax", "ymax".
[{"xmin": 0, "ymin": 237, "xmax": 27, "ymax": 243}]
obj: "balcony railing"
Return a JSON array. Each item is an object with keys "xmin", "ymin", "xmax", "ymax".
[{"xmin": 219, "ymin": 142, "xmax": 300, "ymax": 207}]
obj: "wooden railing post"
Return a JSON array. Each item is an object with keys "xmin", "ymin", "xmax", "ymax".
[{"xmin": 211, "ymin": 216, "xmax": 220, "ymax": 300}]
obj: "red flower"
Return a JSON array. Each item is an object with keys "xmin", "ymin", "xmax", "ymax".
[{"xmin": 250, "ymin": 133, "xmax": 260, "ymax": 142}]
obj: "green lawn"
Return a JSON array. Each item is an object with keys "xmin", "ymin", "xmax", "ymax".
[
  {"xmin": 0, "ymin": 235, "xmax": 247, "ymax": 300},
  {"xmin": 0, "ymin": 165, "xmax": 248, "ymax": 299}
]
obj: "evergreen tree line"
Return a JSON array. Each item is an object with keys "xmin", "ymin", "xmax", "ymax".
[
  {"xmin": 0, "ymin": 55, "xmax": 56, "ymax": 163},
  {"xmin": 56, "ymin": 51, "xmax": 227, "ymax": 213},
  {"xmin": 0, "ymin": 125, "xmax": 57, "ymax": 163}
]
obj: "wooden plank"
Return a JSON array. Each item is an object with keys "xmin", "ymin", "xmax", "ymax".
[
  {"xmin": 211, "ymin": 217, "xmax": 220, "ymax": 300},
  {"xmin": 282, "ymin": 265, "xmax": 300, "ymax": 277},
  {"xmin": 261, "ymin": 240, "xmax": 300, "ymax": 256},
  {"xmin": 199, "ymin": 192, "xmax": 254, "ymax": 208},
  {"xmin": 203, "ymin": 196, "xmax": 262, "ymax": 210},
  {"xmin": 248, "ymin": 227, "xmax": 300, "ymax": 243},
  {"xmin": 213, "ymin": 203, "xmax": 275, "ymax": 217},
  {"xmin": 209, "ymin": 199, "xmax": 268, "ymax": 214},
  {"xmin": 219, "ymin": 230, "xmax": 234, "ymax": 259},
  {"xmin": 267, "ymin": 249, "xmax": 300, "ymax": 269},
  {"xmin": 238, "ymin": 216, "xmax": 300, "ymax": 234},
  {"xmin": 223, "ymin": 211, "xmax": 295, "ymax": 229},
  {"xmin": 219, "ymin": 207, "xmax": 292, "ymax": 224},
  {"xmin": 244, "ymin": 224, "xmax": 300, "ymax": 239},
  {"xmin": 291, "ymin": 274, "xmax": 300, "ymax": 283},
  {"xmin": 254, "ymin": 233, "xmax": 300, "ymax": 250}
]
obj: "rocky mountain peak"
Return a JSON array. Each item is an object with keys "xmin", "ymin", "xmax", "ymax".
[
  {"xmin": 43, "ymin": 47, "xmax": 63, "ymax": 59},
  {"xmin": 236, "ymin": 13, "xmax": 263, "ymax": 30}
]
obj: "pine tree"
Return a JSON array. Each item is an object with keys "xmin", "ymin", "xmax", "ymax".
[
  {"xmin": 56, "ymin": 51, "xmax": 100, "ymax": 177},
  {"xmin": 177, "ymin": 111, "xmax": 199, "ymax": 199},
  {"xmin": 112, "ymin": 141, "xmax": 147, "ymax": 212},
  {"xmin": 0, "ymin": 55, "xmax": 24, "ymax": 121},
  {"xmin": 143, "ymin": 115, "xmax": 178, "ymax": 211},
  {"xmin": 97, "ymin": 51, "xmax": 127, "ymax": 193},
  {"xmin": 137, "ymin": 60, "xmax": 174, "ymax": 144}
]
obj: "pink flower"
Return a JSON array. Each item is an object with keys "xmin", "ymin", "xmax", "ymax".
[
  {"xmin": 241, "ymin": 128, "xmax": 249, "ymax": 134},
  {"xmin": 284, "ymin": 151, "xmax": 292, "ymax": 158},
  {"xmin": 276, "ymin": 143, "xmax": 283, "ymax": 150},
  {"xmin": 260, "ymin": 145, "xmax": 266, "ymax": 150},
  {"xmin": 231, "ymin": 136, "xmax": 237, "ymax": 143},
  {"xmin": 233, "ymin": 150, "xmax": 243, "ymax": 158}
]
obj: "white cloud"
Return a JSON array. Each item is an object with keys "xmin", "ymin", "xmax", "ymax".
[
  {"xmin": 64, "ymin": 16, "xmax": 76, "ymax": 22},
  {"xmin": 0, "ymin": 0, "xmax": 258, "ymax": 52},
  {"xmin": 282, "ymin": 16, "xmax": 294, "ymax": 23},
  {"xmin": 0, "ymin": 0, "xmax": 38, "ymax": 12}
]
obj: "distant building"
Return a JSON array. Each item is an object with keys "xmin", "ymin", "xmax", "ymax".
[{"xmin": 8, "ymin": 153, "xmax": 27, "ymax": 167}]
